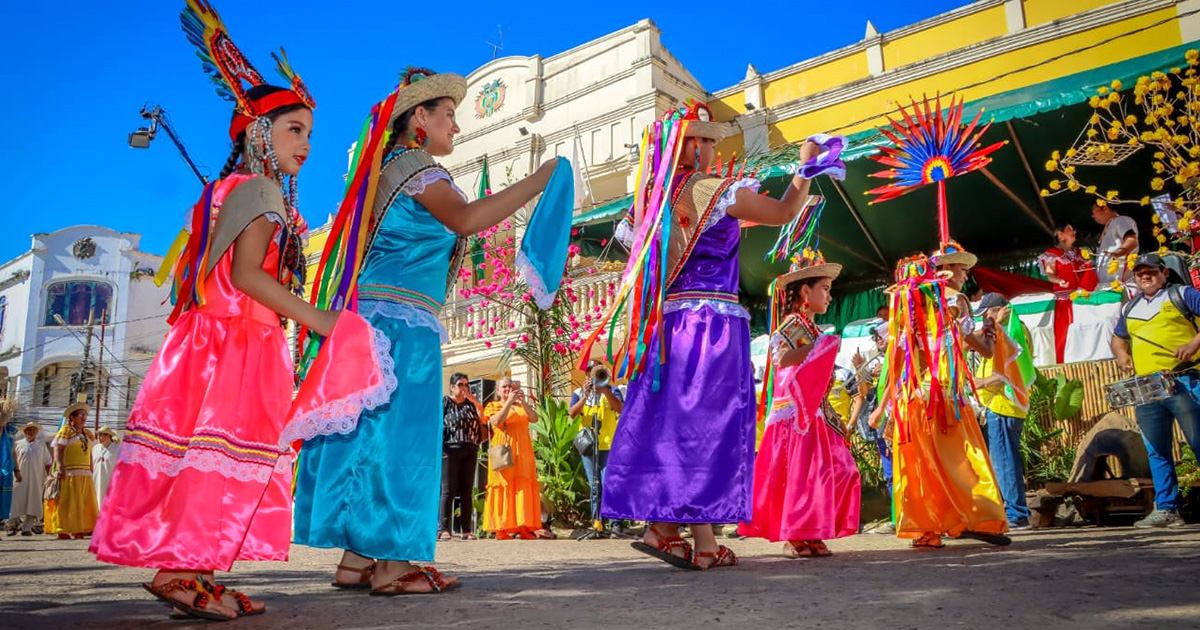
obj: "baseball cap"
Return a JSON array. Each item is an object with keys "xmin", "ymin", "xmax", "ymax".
[
  {"xmin": 1132, "ymin": 253, "xmax": 1165, "ymax": 270},
  {"xmin": 973, "ymin": 292, "xmax": 1009, "ymax": 316}
]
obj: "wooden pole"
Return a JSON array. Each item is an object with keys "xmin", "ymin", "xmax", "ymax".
[{"xmin": 95, "ymin": 310, "xmax": 106, "ymax": 433}]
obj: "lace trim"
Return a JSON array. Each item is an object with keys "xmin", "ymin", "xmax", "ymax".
[
  {"xmin": 402, "ymin": 168, "xmax": 468, "ymax": 201},
  {"xmin": 278, "ymin": 323, "xmax": 399, "ymax": 447},
  {"xmin": 357, "ymin": 299, "xmax": 449, "ymax": 343},
  {"xmin": 705, "ymin": 178, "xmax": 760, "ymax": 232},
  {"xmin": 117, "ymin": 440, "xmax": 293, "ymax": 484},
  {"xmin": 765, "ymin": 402, "xmax": 799, "ymax": 431},
  {"xmin": 515, "ymin": 249, "xmax": 554, "ymax": 310},
  {"xmin": 662, "ymin": 298, "xmax": 750, "ymax": 320}
]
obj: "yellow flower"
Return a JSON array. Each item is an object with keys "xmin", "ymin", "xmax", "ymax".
[
  {"xmin": 1049, "ymin": 180, "xmax": 1062, "ymax": 190},
  {"xmin": 1112, "ymin": 79, "xmax": 1124, "ymax": 91},
  {"xmin": 1172, "ymin": 67, "xmax": 1182, "ymax": 75},
  {"xmin": 1065, "ymin": 166, "xmax": 1076, "ymax": 175},
  {"xmin": 1098, "ymin": 86, "xmax": 1110, "ymax": 96},
  {"xmin": 1051, "ymin": 150, "xmax": 1061, "ymax": 160},
  {"xmin": 1155, "ymin": 151, "xmax": 1167, "ymax": 159},
  {"xmin": 1153, "ymin": 213, "xmax": 1162, "ymax": 224},
  {"xmin": 1108, "ymin": 260, "xmax": 1120, "ymax": 274},
  {"xmin": 1157, "ymin": 233, "xmax": 1168, "ymax": 244},
  {"xmin": 1180, "ymin": 218, "xmax": 1191, "ymax": 232},
  {"xmin": 1079, "ymin": 289, "xmax": 1091, "ymax": 299},
  {"xmin": 1069, "ymin": 290, "xmax": 1081, "ymax": 300},
  {"xmin": 1187, "ymin": 211, "xmax": 1196, "ymax": 220},
  {"xmin": 1066, "ymin": 148, "xmax": 1078, "ymax": 158},
  {"xmin": 1106, "ymin": 129, "xmax": 1120, "ymax": 141},
  {"xmin": 1086, "ymin": 185, "xmax": 1098, "ymax": 194},
  {"xmin": 1152, "ymin": 177, "xmax": 1166, "ymax": 191},
  {"xmin": 1068, "ymin": 180, "xmax": 1081, "ymax": 192},
  {"xmin": 1089, "ymin": 95, "xmax": 1102, "ymax": 108},
  {"xmin": 1176, "ymin": 195, "xmax": 1187, "ymax": 207},
  {"xmin": 1154, "ymin": 162, "xmax": 1166, "ymax": 173},
  {"xmin": 1080, "ymin": 248, "xmax": 1091, "ymax": 260},
  {"xmin": 1087, "ymin": 129, "xmax": 1099, "ymax": 139},
  {"xmin": 1039, "ymin": 189, "xmax": 1050, "ymax": 197},
  {"xmin": 1188, "ymin": 49, "xmax": 1199, "ymax": 62},
  {"xmin": 1045, "ymin": 160, "xmax": 1058, "ymax": 172},
  {"xmin": 1160, "ymin": 247, "xmax": 1171, "ymax": 256},
  {"xmin": 1141, "ymin": 196, "xmax": 1152, "ymax": 206},
  {"xmin": 1111, "ymin": 280, "xmax": 1124, "ymax": 291},
  {"xmin": 1124, "ymin": 115, "xmax": 1138, "ymax": 126},
  {"xmin": 1106, "ymin": 190, "xmax": 1119, "ymax": 200}
]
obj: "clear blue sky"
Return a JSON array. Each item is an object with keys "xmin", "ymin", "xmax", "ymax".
[{"xmin": 0, "ymin": 0, "xmax": 968, "ymax": 259}]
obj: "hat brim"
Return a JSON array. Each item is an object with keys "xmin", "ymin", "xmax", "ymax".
[
  {"xmin": 385, "ymin": 73, "xmax": 469, "ymax": 132},
  {"xmin": 779, "ymin": 263, "xmax": 842, "ymax": 289},
  {"xmin": 684, "ymin": 120, "xmax": 729, "ymax": 142},
  {"xmin": 933, "ymin": 251, "xmax": 978, "ymax": 269},
  {"xmin": 64, "ymin": 402, "xmax": 90, "ymax": 418},
  {"xmin": 20, "ymin": 423, "xmax": 40, "ymax": 433}
]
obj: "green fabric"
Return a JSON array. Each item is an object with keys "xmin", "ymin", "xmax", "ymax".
[
  {"xmin": 470, "ymin": 156, "xmax": 491, "ymax": 276},
  {"xmin": 815, "ymin": 288, "xmax": 886, "ymax": 332},
  {"xmin": 1006, "ymin": 319, "xmax": 1036, "ymax": 402},
  {"xmin": 572, "ymin": 195, "xmax": 629, "ymax": 226}
]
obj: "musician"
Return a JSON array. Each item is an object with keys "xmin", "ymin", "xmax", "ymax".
[
  {"xmin": 569, "ymin": 360, "xmax": 624, "ymax": 531},
  {"xmin": 1111, "ymin": 253, "xmax": 1200, "ymax": 528},
  {"xmin": 848, "ymin": 324, "xmax": 894, "ymax": 534},
  {"xmin": 1038, "ymin": 224, "xmax": 1098, "ymax": 293},
  {"xmin": 972, "ymin": 293, "xmax": 1034, "ymax": 531}
]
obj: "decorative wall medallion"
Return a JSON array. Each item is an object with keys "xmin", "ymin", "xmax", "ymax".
[
  {"xmin": 474, "ymin": 78, "xmax": 507, "ymax": 119},
  {"xmin": 72, "ymin": 238, "xmax": 97, "ymax": 260}
]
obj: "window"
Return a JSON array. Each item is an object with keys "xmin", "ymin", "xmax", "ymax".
[
  {"xmin": 44, "ymin": 281, "xmax": 113, "ymax": 326},
  {"xmin": 0, "ymin": 295, "xmax": 6, "ymax": 341},
  {"xmin": 33, "ymin": 362, "xmax": 108, "ymax": 408}
]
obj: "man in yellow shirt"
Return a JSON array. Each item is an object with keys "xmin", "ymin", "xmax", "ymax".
[
  {"xmin": 569, "ymin": 360, "xmax": 624, "ymax": 532},
  {"xmin": 973, "ymin": 293, "xmax": 1034, "ymax": 530}
]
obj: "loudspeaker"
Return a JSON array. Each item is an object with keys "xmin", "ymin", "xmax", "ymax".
[{"xmin": 468, "ymin": 377, "xmax": 497, "ymax": 404}]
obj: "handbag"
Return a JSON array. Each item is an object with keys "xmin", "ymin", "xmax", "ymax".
[
  {"xmin": 43, "ymin": 475, "xmax": 61, "ymax": 501},
  {"xmin": 573, "ymin": 427, "xmax": 596, "ymax": 458},
  {"xmin": 488, "ymin": 438, "xmax": 513, "ymax": 471}
]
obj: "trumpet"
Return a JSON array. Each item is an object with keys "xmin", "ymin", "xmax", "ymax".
[
  {"xmin": 841, "ymin": 348, "xmax": 884, "ymax": 395},
  {"xmin": 589, "ymin": 364, "xmax": 611, "ymax": 389}
]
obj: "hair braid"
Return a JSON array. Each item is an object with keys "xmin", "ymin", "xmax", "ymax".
[{"xmin": 218, "ymin": 136, "xmax": 245, "ymax": 179}]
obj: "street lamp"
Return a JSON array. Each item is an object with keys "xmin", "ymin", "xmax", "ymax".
[{"xmin": 128, "ymin": 104, "xmax": 208, "ymax": 184}]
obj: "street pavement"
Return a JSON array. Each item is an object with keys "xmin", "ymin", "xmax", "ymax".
[{"xmin": 1, "ymin": 526, "xmax": 1198, "ymax": 629}]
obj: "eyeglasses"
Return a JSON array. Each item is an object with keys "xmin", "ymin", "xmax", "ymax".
[{"xmin": 455, "ymin": 382, "xmax": 468, "ymax": 387}]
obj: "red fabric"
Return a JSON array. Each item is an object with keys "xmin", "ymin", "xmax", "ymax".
[
  {"xmin": 972, "ymin": 266, "xmax": 1055, "ymax": 299},
  {"xmin": 229, "ymin": 90, "xmax": 308, "ymax": 140},
  {"xmin": 1052, "ymin": 297, "xmax": 1073, "ymax": 364}
]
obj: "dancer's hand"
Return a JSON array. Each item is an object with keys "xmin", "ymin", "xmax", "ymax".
[{"xmin": 798, "ymin": 140, "xmax": 820, "ymax": 164}]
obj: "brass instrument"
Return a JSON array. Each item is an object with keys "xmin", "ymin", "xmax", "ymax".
[
  {"xmin": 589, "ymin": 364, "xmax": 611, "ymax": 389},
  {"xmin": 840, "ymin": 348, "xmax": 883, "ymax": 395}
]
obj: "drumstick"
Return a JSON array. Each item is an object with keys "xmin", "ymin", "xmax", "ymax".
[{"xmin": 1130, "ymin": 331, "xmax": 1175, "ymax": 354}]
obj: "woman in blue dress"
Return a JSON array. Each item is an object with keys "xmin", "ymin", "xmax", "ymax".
[{"xmin": 293, "ymin": 69, "xmax": 561, "ymax": 595}]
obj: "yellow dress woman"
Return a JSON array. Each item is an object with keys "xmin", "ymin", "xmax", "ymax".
[
  {"xmin": 482, "ymin": 378, "xmax": 543, "ymax": 539},
  {"xmin": 51, "ymin": 402, "xmax": 99, "ymax": 539},
  {"xmin": 872, "ymin": 250, "xmax": 1009, "ymax": 548}
]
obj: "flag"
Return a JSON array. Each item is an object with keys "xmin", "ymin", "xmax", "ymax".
[
  {"xmin": 470, "ymin": 156, "xmax": 491, "ymax": 279},
  {"xmin": 571, "ymin": 135, "xmax": 592, "ymax": 211}
]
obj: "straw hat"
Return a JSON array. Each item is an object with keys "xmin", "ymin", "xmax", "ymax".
[
  {"xmin": 20, "ymin": 422, "xmax": 41, "ymax": 435},
  {"xmin": 777, "ymin": 248, "xmax": 842, "ymax": 292},
  {"xmin": 64, "ymin": 401, "xmax": 90, "ymax": 419},
  {"xmin": 97, "ymin": 426, "xmax": 117, "ymax": 438},
  {"xmin": 930, "ymin": 240, "xmax": 977, "ymax": 269},
  {"xmin": 673, "ymin": 101, "xmax": 728, "ymax": 142},
  {"xmin": 385, "ymin": 68, "xmax": 468, "ymax": 131}
]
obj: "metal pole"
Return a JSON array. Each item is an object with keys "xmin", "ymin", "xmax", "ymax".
[
  {"xmin": 146, "ymin": 106, "xmax": 208, "ymax": 185},
  {"xmin": 95, "ymin": 310, "xmax": 106, "ymax": 433}
]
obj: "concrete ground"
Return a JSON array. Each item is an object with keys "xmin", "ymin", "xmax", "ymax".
[{"xmin": 1, "ymin": 526, "xmax": 1198, "ymax": 630}]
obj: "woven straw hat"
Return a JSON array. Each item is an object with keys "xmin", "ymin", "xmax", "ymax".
[
  {"xmin": 930, "ymin": 240, "xmax": 978, "ymax": 269},
  {"xmin": 97, "ymin": 426, "xmax": 117, "ymax": 438},
  {"xmin": 20, "ymin": 422, "xmax": 41, "ymax": 434},
  {"xmin": 777, "ymin": 249, "xmax": 842, "ymax": 291},
  {"xmin": 673, "ymin": 101, "xmax": 729, "ymax": 141},
  {"xmin": 64, "ymin": 402, "xmax": 90, "ymax": 419},
  {"xmin": 385, "ymin": 68, "xmax": 468, "ymax": 131}
]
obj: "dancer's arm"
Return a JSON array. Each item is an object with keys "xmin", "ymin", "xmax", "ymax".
[
  {"xmin": 777, "ymin": 344, "xmax": 814, "ymax": 368},
  {"xmin": 727, "ymin": 141, "xmax": 820, "ymax": 227},
  {"xmin": 231, "ymin": 217, "xmax": 340, "ymax": 336},
  {"xmin": 419, "ymin": 158, "xmax": 559, "ymax": 237}
]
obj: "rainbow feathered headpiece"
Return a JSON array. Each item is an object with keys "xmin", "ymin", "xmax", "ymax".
[{"xmin": 576, "ymin": 101, "xmax": 719, "ymax": 387}]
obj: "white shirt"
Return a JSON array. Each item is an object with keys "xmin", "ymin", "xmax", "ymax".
[{"xmin": 1096, "ymin": 215, "xmax": 1138, "ymax": 286}]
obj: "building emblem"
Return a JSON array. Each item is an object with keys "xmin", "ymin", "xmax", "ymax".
[
  {"xmin": 474, "ymin": 78, "xmax": 507, "ymax": 119},
  {"xmin": 72, "ymin": 238, "xmax": 97, "ymax": 260}
]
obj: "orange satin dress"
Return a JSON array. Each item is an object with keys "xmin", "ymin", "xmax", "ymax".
[{"xmin": 482, "ymin": 402, "xmax": 542, "ymax": 534}]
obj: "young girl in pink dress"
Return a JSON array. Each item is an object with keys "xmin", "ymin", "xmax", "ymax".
[
  {"xmin": 739, "ymin": 251, "xmax": 861, "ymax": 557},
  {"xmin": 90, "ymin": 1, "xmax": 393, "ymax": 621}
]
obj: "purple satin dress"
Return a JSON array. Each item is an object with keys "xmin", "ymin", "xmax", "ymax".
[{"xmin": 602, "ymin": 204, "xmax": 755, "ymax": 524}]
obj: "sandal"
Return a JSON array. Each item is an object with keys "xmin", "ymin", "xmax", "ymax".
[
  {"xmin": 958, "ymin": 530, "xmax": 1012, "ymax": 547},
  {"xmin": 630, "ymin": 525, "xmax": 698, "ymax": 571},
  {"xmin": 170, "ymin": 583, "xmax": 263, "ymax": 618},
  {"xmin": 460, "ymin": 533, "xmax": 477, "ymax": 541},
  {"xmin": 912, "ymin": 533, "xmax": 945, "ymax": 549},
  {"xmin": 331, "ymin": 562, "xmax": 376, "ymax": 590},
  {"xmin": 783, "ymin": 541, "xmax": 813, "ymax": 558},
  {"xmin": 694, "ymin": 545, "xmax": 739, "ymax": 570},
  {"xmin": 807, "ymin": 540, "xmax": 832, "ymax": 557},
  {"xmin": 142, "ymin": 578, "xmax": 236, "ymax": 622},
  {"xmin": 370, "ymin": 566, "xmax": 461, "ymax": 596},
  {"xmin": 438, "ymin": 531, "xmax": 452, "ymax": 542}
]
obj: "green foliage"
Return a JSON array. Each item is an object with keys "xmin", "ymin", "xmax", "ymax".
[
  {"xmin": 529, "ymin": 396, "xmax": 589, "ymax": 527},
  {"xmin": 847, "ymin": 432, "xmax": 886, "ymax": 491},
  {"xmin": 1178, "ymin": 445, "xmax": 1199, "ymax": 498},
  {"xmin": 1020, "ymin": 368, "xmax": 1079, "ymax": 487},
  {"xmin": 1053, "ymin": 374, "xmax": 1084, "ymax": 420}
]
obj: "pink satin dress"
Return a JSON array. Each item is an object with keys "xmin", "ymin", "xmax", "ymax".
[
  {"xmin": 90, "ymin": 175, "xmax": 395, "ymax": 571},
  {"xmin": 740, "ymin": 334, "xmax": 861, "ymax": 542}
]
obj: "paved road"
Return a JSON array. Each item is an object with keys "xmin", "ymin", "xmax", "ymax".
[{"xmin": 2, "ymin": 526, "xmax": 1198, "ymax": 629}]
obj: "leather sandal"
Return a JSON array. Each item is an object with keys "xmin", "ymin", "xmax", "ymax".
[
  {"xmin": 694, "ymin": 545, "xmax": 739, "ymax": 570},
  {"xmin": 783, "ymin": 541, "xmax": 814, "ymax": 558},
  {"xmin": 331, "ymin": 562, "xmax": 377, "ymax": 590},
  {"xmin": 630, "ymin": 525, "xmax": 698, "ymax": 571},
  {"xmin": 170, "ymin": 582, "xmax": 264, "ymax": 619},
  {"xmin": 142, "ymin": 578, "xmax": 236, "ymax": 622},
  {"xmin": 369, "ymin": 566, "xmax": 461, "ymax": 596}
]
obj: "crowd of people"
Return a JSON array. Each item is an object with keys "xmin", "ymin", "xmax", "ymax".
[{"xmin": 2, "ymin": 0, "xmax": 1195, "ymax": 623}]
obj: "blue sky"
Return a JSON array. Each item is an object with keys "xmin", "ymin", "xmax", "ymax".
[{"xmin": 0, "ymin": 0, "xmax": 968, "ymax": 259}]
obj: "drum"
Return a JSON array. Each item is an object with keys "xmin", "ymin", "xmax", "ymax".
[{"xmin": 1103, "ymin": 373, "xmax": 1175, "ymax": 408}]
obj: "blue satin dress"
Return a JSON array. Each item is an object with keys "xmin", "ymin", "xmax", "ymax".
[
  {"xmin": 293, "ymin": 150, "xmax": 462, "ymax": 562},
  {"xmin": 0, "ymin": 423, "xmax": 14, "ymax": 519}
]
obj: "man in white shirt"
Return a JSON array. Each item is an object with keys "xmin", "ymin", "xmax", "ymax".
[
  {"xmin": 10, "ymin": 424, "xmax": 49, "ymax": 536},
  {"xmin": 1093, "ymin": 201, "xmax": 1139, "ymax": 288}
]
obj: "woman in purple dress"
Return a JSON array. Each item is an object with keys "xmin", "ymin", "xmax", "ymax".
[{"xmin": 602, "ymin": 102, "xmax": 820, "ymax": 569}]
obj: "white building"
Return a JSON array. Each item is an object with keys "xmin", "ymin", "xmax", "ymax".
[{"xmin": 0, "ymin": 226, "xmax": 171, "ymax": 429}]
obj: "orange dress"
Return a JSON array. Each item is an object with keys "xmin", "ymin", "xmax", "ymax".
[{"xmin": 482, "ymin": 402, "xmax": 542, "ymax": 534}]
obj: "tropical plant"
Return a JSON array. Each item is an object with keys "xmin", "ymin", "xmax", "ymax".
[
  {"xmin": 846, "ymin": 432, "xmax": 886, "ymax": 491},
  {"xmin": 529, "ymin": 396, "xmax": 589, "ymax": 527},
  {"xmin": 1022, "ymin": 369, "xmax": 1080, "ymax": 487},
  {"xmin": 1178, "ymin": 445, "xmax": 1199, "ymax": 498}
]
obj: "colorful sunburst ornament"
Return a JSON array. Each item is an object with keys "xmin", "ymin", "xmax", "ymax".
[{"xmin": 865, "ymin": 94, "xmax": 1006, "ymax": 243}]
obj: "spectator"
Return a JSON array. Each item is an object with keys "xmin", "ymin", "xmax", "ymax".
[
  {"xmin": 439, "ymin": 373, "xmax": 484, "ymax": 541},
  {"xmin": 568, "ymin": 360, "xmax": 624, "ymax": 532},
  {"xmin": 9, "ymin": 423, "xmax": 49, "ymax": 536},
  {"xmin": 1038, "ymin": 224, "xmax": 1098, "ymax": 293},
  {"xmin": 1093, "ymin": 201, "xmax": 1139, "ymax": 289},
  {"xmin": 1111, "ymin": 253, "xmax": 1200, "ymax": 528},
  {"xmin": 50, "ymin": 403, "xmax": 99, "ymax": 539},
  {"xmin": 847, "ymin": 323, "xmax": 893, "ymax": 534},
  {"xmin": 482, "ymin": 379, "xmax": 545, "ymax": 539},
  {"xmin": 0, "ymin": 403, "xmax": 13, "ymax": 534},
  {"xmin": 91, "ymin": 427, "xmax": 120, "ymax": 507},
  {"xmin": 875, "ymin": 304, "xmax": 888, "ymax": 322},
  {"xmin": 972, "ymin": 293, "xmax": 1035, "ymax": 530}
]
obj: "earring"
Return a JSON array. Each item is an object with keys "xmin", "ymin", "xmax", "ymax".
[{"xmin": 409, "ymin": 128, "xmax": 428, "ymax": 149}]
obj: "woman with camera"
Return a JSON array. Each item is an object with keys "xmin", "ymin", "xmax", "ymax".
[{"xmin": 482, "ymin": 379, "xmax": 544, "ymax": 539}]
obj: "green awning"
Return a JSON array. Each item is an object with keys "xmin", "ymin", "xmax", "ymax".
[{"xmin": 572, "ymin": 195, "xmax": 630, "ymax": 226}]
